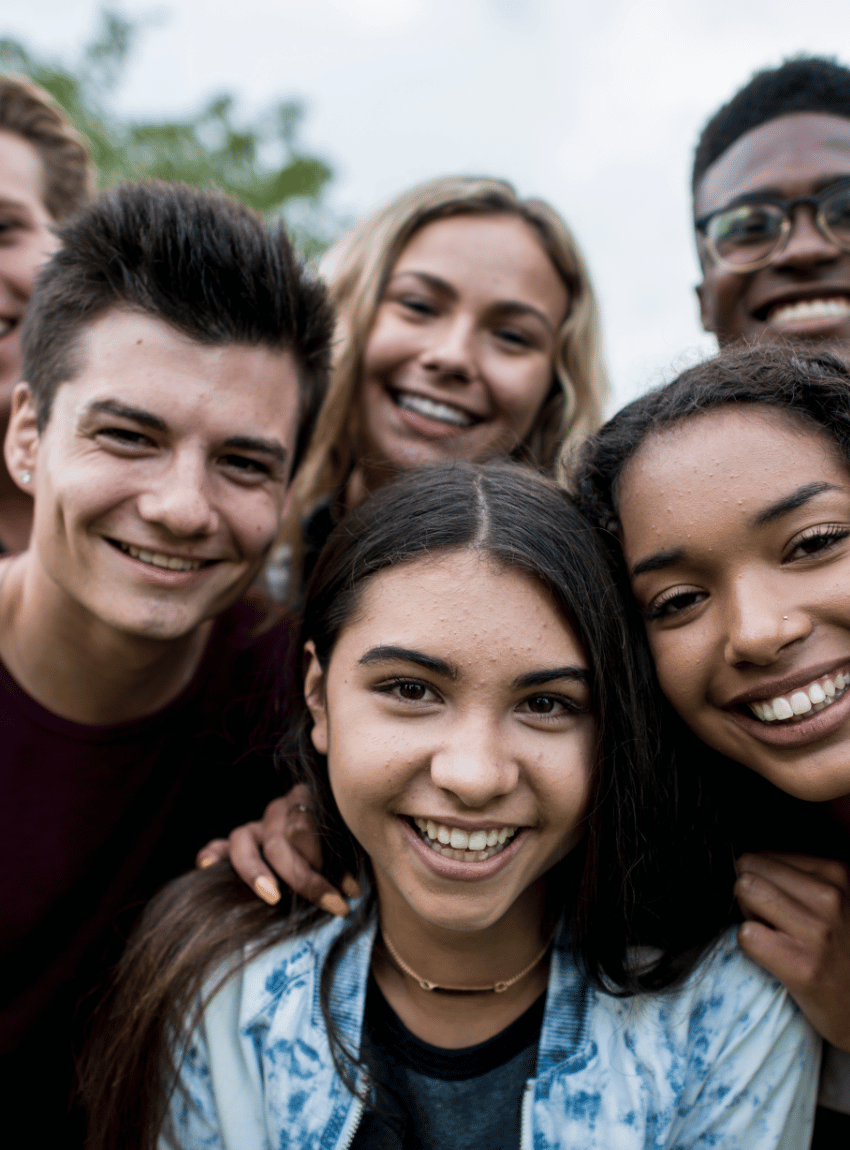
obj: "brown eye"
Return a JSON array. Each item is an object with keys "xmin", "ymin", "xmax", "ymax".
[
  {"xmin": 397, "ymin": 681, "xmax": 427, "ymax": 701},
  {"xmin": 527, "ymin": 694, "xmax": 557, "ymax": 713}
]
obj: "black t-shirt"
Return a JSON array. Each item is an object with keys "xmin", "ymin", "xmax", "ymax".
[
  {"xmin": 0, "ymin": 596, "xmax": 294, "ymax": 1141},
  {"xmin": 354, "ymin": 975, "xmax": 545, "ymax": 1150}
]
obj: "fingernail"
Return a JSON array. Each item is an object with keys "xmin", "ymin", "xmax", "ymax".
[
  {"xmin": 319, "ymin": 891, "xmax": 350, "ymax": 917},
  {"xmin": 198, "ymin": 854, "xmax": 216, "ymax": 869},
  {"xmin": 254, "ymin": 876, "xmax": 281, "ymax": 905},
  {"xmin": 341, "ymin": 874, "xmax": 361, "ymax": 899}
]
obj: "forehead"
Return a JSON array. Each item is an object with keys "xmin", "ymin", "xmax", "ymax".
[
  {"xmin": 53, "ymin": 309, "xmax": 300, "ymax": 438},
  {"xmin": 696, "ymin": 112, "xmax": 850, "ymax": 216},
  {"xmin": 339, "ymin": 549, "xmax": 584, "ymax": 666},
  {"xmin": 619, "ymin": 406, "xmax": 848, "ymax": 555},
  {"xmin": 393, "ymin": 214, "xmax": 568, "ymax": 312},
  {"xmin": 0, "ymin": 129, "xmax": 50, "ymax": 219}
]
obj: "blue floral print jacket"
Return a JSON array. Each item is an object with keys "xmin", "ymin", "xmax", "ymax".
[{"xmin": 164, "ymin": 914, "xmax": 818, "ymax": 1149}]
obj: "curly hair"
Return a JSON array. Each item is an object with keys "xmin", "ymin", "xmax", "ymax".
[{"xmin": 693, "ymin": 55, "xmax": 850, "ymax": 194}]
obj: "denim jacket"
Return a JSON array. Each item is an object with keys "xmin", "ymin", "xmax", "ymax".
[{"xmin": 164, "ymin": 915, "xmax": 818, "ymax": 1149}]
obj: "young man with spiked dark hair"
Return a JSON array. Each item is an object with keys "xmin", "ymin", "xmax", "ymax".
[{"xmin": 0, "ymin": 178, "xmax": 333, "ymax": 1142}]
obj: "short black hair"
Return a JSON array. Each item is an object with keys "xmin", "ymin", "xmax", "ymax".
[
  {"xmin": 693, "ymin": 55, "xmax": 850, "ymax": 194},
  {"xmin": 21, "ymin": 180, "xmax": 334, "ymax": 473}
]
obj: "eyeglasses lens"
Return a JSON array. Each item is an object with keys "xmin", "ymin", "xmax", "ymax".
[
  {"xmin": 707, "ymin": 204, "xmax": 784, "ymax": 267},
  {"xmin": 822, "ymin": 185, "xmax": 850, "ymax": 247}
]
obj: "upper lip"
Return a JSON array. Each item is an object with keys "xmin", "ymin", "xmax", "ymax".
[
  {"xmin": 390, "ymin": 385, "xmax": 484, "ymax": 423},
  {"xmin": 751, "ymin": 286, "xmax": 850, "ymax": 321},
  {"xmin": 723, "ymin": 656, "xmax": 850, "ymax": 709}
]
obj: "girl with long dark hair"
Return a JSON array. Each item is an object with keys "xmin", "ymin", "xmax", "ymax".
[
  {"xmin": 572, "ymin": 345, "xmax": 850, "ymax": 1140},
  {"xmin": 85, "ymin": 463, "xmax": 816, "ymax": 1149}
]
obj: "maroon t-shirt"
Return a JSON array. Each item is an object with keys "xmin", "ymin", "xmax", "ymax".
[{"xmin": 0, "ymin": 597, "xmax": 294, "ymax": 1138}]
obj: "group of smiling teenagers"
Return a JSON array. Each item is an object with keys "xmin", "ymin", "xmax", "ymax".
[{"xmin": 2, "ymin": 50, "xmax": 850, "ymax": 1150}]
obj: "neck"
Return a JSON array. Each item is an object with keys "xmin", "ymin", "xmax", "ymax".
[
  {"xmin": 372, "ymin": 877, "xmax": 552, "ymax": 1048},
  {"xmin": 0, "ymin": 554, "xmax": 214, "ymax": 725}
]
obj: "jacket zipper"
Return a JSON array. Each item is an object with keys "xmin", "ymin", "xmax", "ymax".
[
  {"xmin": 519, "ymin": 1079, "xmax": 533, "ymax": 1150},
  {"xmin": 338, "ymin": 1094, "xmax": 365, "ymax": 1150}
]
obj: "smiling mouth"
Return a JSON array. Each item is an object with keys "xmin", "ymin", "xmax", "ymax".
[
  {"xmin": 762, "ymin": 296, "xmax": 850, "ymax": 326},
  {"xmin": 392, "ymin": 390, "xmax": 477, "ymax": 429},
  {"xmin": 745, "ymin": 669, "xmax": 850, "ymax": 723},
  {"xmin": 109, "ymin": 539, "xmax": 214, "ymax": 572},
  {"xmin": 411, "ymin": 817, "xmax": 518, "ymax": 861}
]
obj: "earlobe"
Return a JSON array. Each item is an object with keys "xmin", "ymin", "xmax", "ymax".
[
  {"xmin": 303, "ymin": 640, "xmax": 329, "ymax": 754},
  {"xmin": 5, "ymin": 384, "xmax": 41, "ymax": 494}
]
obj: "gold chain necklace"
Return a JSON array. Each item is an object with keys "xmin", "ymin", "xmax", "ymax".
[{"xmin": 381, "ymin": 929, "xmax": 553, "ymax": 994}]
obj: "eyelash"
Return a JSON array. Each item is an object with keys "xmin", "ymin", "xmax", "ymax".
[
  {"xmin": 644, "ymin": 588, "xmax": 706, "ymax": 621},
  {"xmin": 373, "ymin": 677, "xmax": 586, "ymax": 717},
  {"xmin": 785, "ymin": 524, "xmax": 850, "ymax": 560}
]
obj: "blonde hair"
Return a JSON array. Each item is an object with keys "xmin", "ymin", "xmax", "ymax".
[
  {"xmin": 0, "ymin": 74, "xmax": 94, "ymax": 220},
  {"xmin": 291, "ymin": 174, "xmax": 608, "ymax": 516}
]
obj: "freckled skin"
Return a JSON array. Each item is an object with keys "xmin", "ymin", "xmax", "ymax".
[
  {"xmin": 304, "ymin": 549, "xmax": 594, "ymax": 1046},
  {"xmin": 619, "ymin": 406, "xmax": 850, "ymax": 802},
  {"xmin": 696, "ymin": 113, "xmax": 850, "ymax": 346}
]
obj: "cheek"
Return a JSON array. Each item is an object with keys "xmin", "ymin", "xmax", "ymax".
[
  {"xmin": 487, "ymin": 358, "xmax": 553, "ymax": 437},
  {"xmin": 362, "ymin": 314, "xmax": 420, "ymax": 377}
]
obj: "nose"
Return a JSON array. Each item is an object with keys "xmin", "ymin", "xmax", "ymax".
[
  {"xmin": 774, "ymin": 205, "xmax": 841, "ymax": 270},
  {"xmin": 723, "ymin": 573, "xmax": 811, "ymax": 667},
  {"xmin": 429, "ymin": 713, "xmax": 519, "ymax": 807},
  {"xmin": 136, "ymin": 450, "xmax": 220, "ymax": 539},
  {"xmin": 420, "ymin": 315, "xmax": 478, "ymax": 382}
]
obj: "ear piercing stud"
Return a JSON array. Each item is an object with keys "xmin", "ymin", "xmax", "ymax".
[
  {"xmin": 783, "ymin": 615, "xmax": 788, "ymax": 620},
  {"xmin": 20, "ymin": 471, "xmax": 31, "ymax": 484}
]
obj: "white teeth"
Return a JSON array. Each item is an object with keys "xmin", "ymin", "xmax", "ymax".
[
  {"xmin": 412, "ymin": 818, "xmax": 518, "ymax": 862},
  {"xmin": 770, "ymin": 297, "xmax": 850, "ymax": 325},
  {"xmin": 394, "ymin": 392, "xmax": 475, "ymax": 428},
  {"xmin": 790, "ymin": 691, "xmax": 812, "ymax": 716},
  {"xmin": 750, "ymin": 671, "xmax": 850, "ymax": 723},
  {"xmin": 121, "ymin": 542, "xmax": 204, "ymax": 572}
]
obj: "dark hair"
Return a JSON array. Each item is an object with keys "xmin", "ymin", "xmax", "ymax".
[
  {"xmin": 21, "ymin": 180, "xmax": 334, "ymax": 472},
  {"xmin": 693, "ymin": 55, "xmax": 850, "ymax": 193},
  {"xmin": 0, "ymin": 73, "xmax": 94, "ymax": 220},
  {"xmin": 573, "ymin": 344, "xmax": 850, "ymax": 539},
  {"xmin": 82, "ymin": 461, "xmax": 733, "ymax": 1149}
]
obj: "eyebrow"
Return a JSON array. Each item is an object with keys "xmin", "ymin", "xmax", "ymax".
[
  {"xmin": 752, "ymin": 481, "xmax": 841, "ymax": 527},
  {"xmin": 82, "ymin": 399, "xmax": 287, "ymax": 463},
  {"xmin": 358, "ymin": 646, "xmax": 458, "ymax": 678},
  {"xmin": 390, "ymin": 270, "xmax": 556, "ymax": 332},
  {"xmin": 513, "ymin": 667, "xmax": 589, "ymax": 689},
  {"xmin": 711, "ymin": 174, "xmax": 850, "ymax": 212},
  {"xmin": 84, "ymin": 398, "xmax": 167, "ymax": 432},
  {"xmin": 357, "ymin": 647, "xmax": 588, "ymax": 688},
  {"xmin": 630, "ymin": 482, "xmax": 843, "ymax": 578},
  {"xmin": 631, "ymin": 547, "xmax": 685, "ymax": 579}
]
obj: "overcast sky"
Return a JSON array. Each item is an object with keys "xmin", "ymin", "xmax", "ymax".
[{"xmin": 5, "ymin": 0, "xmax": 850, "ymax": 412}]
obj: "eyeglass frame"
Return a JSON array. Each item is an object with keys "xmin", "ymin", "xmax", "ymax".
[{"xmin": 694, "ymin": 177, "xmax": 850, "ymax": 273}]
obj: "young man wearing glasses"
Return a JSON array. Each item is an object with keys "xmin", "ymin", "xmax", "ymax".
[{"xmin": 693, "ymin": 56, "xmax": 850, "ymax": 349}]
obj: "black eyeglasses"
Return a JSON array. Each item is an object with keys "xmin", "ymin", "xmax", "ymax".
[{"xmin": 695, "ymin": 178, "xmax": 850, "ymax": 272}]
